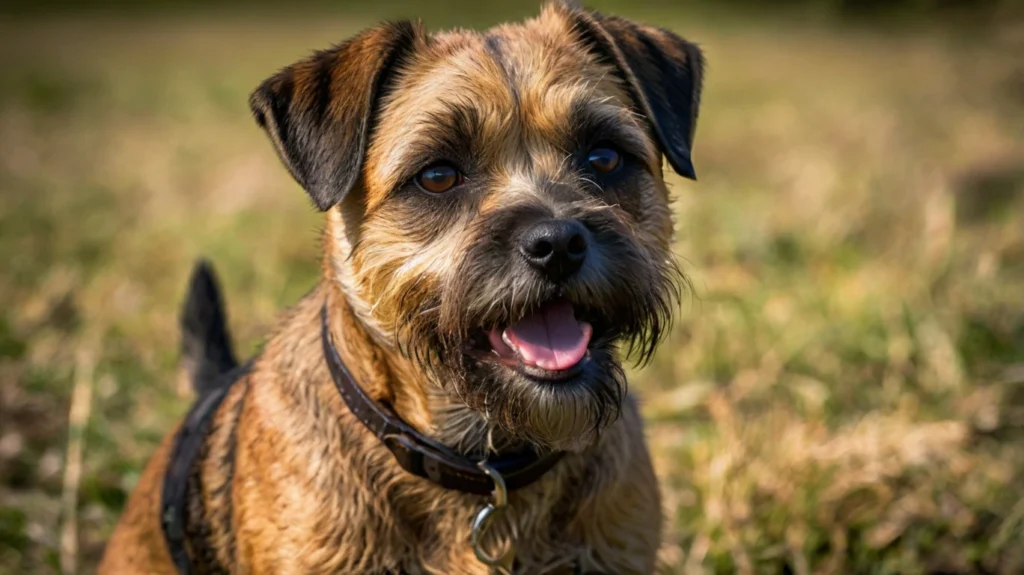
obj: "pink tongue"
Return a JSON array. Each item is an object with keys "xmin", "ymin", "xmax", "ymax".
[{"xmin": 502, "ymin": 299, "xmax": 592, "ymax": 371}]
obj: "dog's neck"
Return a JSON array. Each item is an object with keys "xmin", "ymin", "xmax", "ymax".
[
  {"xmin": 322, "ymin": 214, "xmax": 518, "ymax": 457},
  {"xmin": 323, "ymin": 282, "xmax": 519, "ymax": 456}
]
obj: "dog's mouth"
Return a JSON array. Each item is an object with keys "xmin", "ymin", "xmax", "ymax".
[{"xmin": 467, "ymin": 298, "xmax": 595, "ymax": 381}]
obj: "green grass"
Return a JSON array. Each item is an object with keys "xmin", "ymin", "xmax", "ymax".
[{"xmin": 1, "ymin": 6, "xmax": 1023, "ymax": 574}]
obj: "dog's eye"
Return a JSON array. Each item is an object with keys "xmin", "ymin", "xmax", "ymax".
[
  {"xmin": 416, "ymin": 163, "xmax": 463, "ymax": 193},
  {"xmin": 587, "ymin": 147, "xmax": 621, "ymax": 174}
]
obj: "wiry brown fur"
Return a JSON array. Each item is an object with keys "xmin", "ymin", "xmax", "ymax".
[{"xmin": 100, "ymin": 2, "xmax": 704, "ymax": 573}]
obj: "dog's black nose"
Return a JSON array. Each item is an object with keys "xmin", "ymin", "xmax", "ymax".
[{"xmin": 519, "ymin": 219, "xmax": 588, "ymax": 281}]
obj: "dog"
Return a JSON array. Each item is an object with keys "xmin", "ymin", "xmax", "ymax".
[{"xmin": 98, "ymin": 2, "xmax": 703, "ymax": 573}]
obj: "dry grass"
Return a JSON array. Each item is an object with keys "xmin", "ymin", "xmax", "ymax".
[{"xmin": 1, "ymin": 6, "xmax": 1023, "ymax": 574}]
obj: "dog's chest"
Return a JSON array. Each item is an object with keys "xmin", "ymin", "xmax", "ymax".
[
  {"xmin": 207, "ymin": 356, "xmax": 654, "ymax": 574},
  {"xmin": 229, "ymin": 420, "xmax": 598, "ymax": 573}
]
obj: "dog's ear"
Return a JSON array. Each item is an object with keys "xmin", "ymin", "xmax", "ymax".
[
  {"xmin": 249, "ymin": 21, "xmax": 421, "ymax": 210},
  {"xmin": 560, "ymin": 5, "xmax": 705, "ymax": 180}
]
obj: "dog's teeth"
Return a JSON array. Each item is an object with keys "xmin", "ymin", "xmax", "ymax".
[{"xmin": 502, "ymin": 330, "xmax": 514, "ymax": 350}]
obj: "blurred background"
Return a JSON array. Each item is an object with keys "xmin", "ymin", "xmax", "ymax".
[{"xmin": 2, "ymin": 0, "xmax": 1023, "ymax": 573}]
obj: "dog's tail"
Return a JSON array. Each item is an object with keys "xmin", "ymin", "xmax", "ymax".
[{"xmin": 180, "ymin": 259, "xmax": 239, "ymax": 395}]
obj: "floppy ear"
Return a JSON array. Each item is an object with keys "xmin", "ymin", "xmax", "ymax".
[
  {"xmin": 249, "ymin": 21, "xmax": 421, "ymax": 210},
  {"xmin": 560, "ymin": 6, "xmax": 705, "ymax": 180}
]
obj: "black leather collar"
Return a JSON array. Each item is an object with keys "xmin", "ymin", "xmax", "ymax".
[{"xmin": 320, "ymin": 305, "xmax": 564, "ymax": 495}]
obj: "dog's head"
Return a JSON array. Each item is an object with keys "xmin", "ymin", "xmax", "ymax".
[{"xmin": 250, "ymin": 2, "xmax": 703, "ymax": 452}]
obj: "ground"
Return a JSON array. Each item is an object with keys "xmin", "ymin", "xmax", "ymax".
[{"xmin": 1, "ymin": 5, "xmax": 1023, "ymax": 574}]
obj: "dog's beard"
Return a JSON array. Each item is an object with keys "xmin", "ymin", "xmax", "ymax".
[
  {"xmin": 389, "ymin": 202, "xmax": 683, "ymax": 453},
  {"xmin": 457, "ymin": 340, "xmax": 627, "ymax": 452}
]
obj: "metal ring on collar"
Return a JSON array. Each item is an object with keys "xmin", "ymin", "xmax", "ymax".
[{"xmin": 471, "ymin": 461, "xmax": 517, "ymax": 574}]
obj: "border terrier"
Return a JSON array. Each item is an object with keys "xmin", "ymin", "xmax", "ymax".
[{"xmin": 99, "ymin": 2, "xmax": 704, "ymax": 573}]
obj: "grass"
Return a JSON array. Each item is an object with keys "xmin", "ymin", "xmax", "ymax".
[{"xmin": 1, "ymin": 4, "xmax": 1023, "ymax": 573}]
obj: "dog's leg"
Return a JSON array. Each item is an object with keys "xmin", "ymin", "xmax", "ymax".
[{"xmin": 571, "ymin": 402, "xmax": 662, "ymax": 575}]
